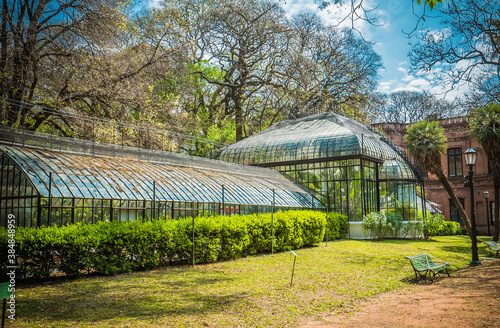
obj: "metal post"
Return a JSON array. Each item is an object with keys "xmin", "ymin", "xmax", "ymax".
[
  {"xmin": 485, "ymin": 192, "xmax": 491, "ymax": 236},
  {"xmin": 152, "ymin": 181, "xmax": 156, "ymax": 220},
  {"xmin": 290, "ymin": 250, "xmax": 297, "ymax": 287},
  {"xmin": 375, "ymin": 163, "xmax": 380, "ymax": 212},
  {"xmin": 37, "ymin": 196, "xmax": 42, "ymax": 227},
  {"xmin": 110, "ymin": 199, "xmax": 113, "ymax": 221},
  {"xmin": 222, "ymin": 185, "xmax": 225, "ymax": 216},
  {"xmin": 71, "ymin": 197, "xmax": 75, "ymax": 224},
  {"xmin": 422, "ymin": 180, "xmax": 427, "ymax": 221},
  {"xmin": 192, "ymin": 215, "xmax": 195, "ymax": 266},
  {"xmin": 469, "ymin": 166, "xmax": 481, "ymax": 266},
  {"xmin": 272, "ymin": 189, "xmax": 275, "ymax": 254},
  {"xmin": 48, "ymin": 172, "xmax": 52, "ymax": 226}
]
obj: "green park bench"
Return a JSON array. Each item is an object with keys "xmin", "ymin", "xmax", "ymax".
[
  {"xmin": 485, "ymin": 241, "xmax": 500, "ymax": 256},
  {"xmin": 405, "ymin": 253, "xmax": 451, "ymax": 282}
]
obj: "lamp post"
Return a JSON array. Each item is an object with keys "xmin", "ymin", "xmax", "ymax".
[
  {"xmin": 484, "ymin": 191, "xmax": 490, "ymax": 236},
  {"xmin": 464, "ymin": 147, "xmax": 481, "ymax": 266}
]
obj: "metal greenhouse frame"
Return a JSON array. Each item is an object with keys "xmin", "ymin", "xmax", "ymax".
[
  {"xmin": 217, "ymin": 112, "xmax": 424, "ymax": 223},
  {"xmin": 0, "ymin": 127, "xmax": 323, "ymax": 228}
]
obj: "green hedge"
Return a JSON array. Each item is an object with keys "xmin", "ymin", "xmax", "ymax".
[
  {"xmin": 325, "ymin": 212, "xmax": 349, "ymax": 240},
  {"xmin": 1, "ymin": 210, "xmax": 347, "ymax": 280},
  {"xmin": 421, "ymin": 213, "xmax": 462, "ymax": 239}
]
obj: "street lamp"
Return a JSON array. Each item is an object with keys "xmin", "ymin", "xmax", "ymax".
[
  {"xmin": 464, "ymin": 147, "xmax": 481, "ymax": 266},
  {"xmin": 484, "ymin": 191, "xmax": 490, "ymax": 236}
]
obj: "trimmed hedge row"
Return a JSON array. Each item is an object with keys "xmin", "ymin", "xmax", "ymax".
[
  {"xmin": 1, "ymin": 210, "xmax": 347, "ymax": 280},
  {"xmin": 325, "ymin": 212, "xmax": 349, "ymax": 240}
]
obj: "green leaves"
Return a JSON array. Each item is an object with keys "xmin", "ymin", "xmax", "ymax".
[
  {"xmin": 419, "ymin": 212, "xmax": 462, "ymax": 239},
  {"xmin": 470, "ymin": 103, "xmax": 500, "ymax": 164},
  {"xmin": 404, "ymin": 119, "xmax": 447, "ymax": 174},
  {"xmin": 325, "ymin": 212, "xmax": 348, "ymax": 240},
  {"xmin": 416, "ymin": 0, "xmax": 443, "ymax": 11},
  {"xmin": 1, "ymin": 210, "xmax": 343, "ymax": 281},
  {"xmin": 362, "ymin": 212, "xmax": 416, "ymax": 239}
]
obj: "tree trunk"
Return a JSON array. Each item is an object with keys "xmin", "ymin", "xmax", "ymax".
[
  {"xmin": 436, "ymin": 170, "xmax": 472, "ymax": 237},
  {"xmin": 234, "ymin": 93, "xmax": 243, "ymax": 142}
]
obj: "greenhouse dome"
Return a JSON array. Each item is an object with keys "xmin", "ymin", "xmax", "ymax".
[{"xmin": 217, "ymin": 113, "xmax": 422, "ymax": 238}]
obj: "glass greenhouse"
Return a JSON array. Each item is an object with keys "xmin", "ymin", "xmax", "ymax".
[
  {"xmin": 218, "ymin": 113, "xmax": 421, "ymax": 227},
  {"xmin": 0, "ymin": 127, "xmax": 322, "ymax": 228}
]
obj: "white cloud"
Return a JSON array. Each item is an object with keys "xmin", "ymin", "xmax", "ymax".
[
  {"xmin": 282, "ymin": 0, "xmax": 380, "ymax": 37},
  {"xmin": 376, "ymin": 80, "xmax": 397, "ymax": 93},
  {"xmin": 425, "ymin": 27, "xmax": 452, "ymax": 42},
  {"xmin": 401, "ymin": 75, "xmax": 414, "ymax": 82},
  {"xmin": 391, "ymin": 85, "xmax": 421, "ymax": 93},
  {"xmin": 147, "ymin": 0, "xmax": 162, "ymax": 9}
]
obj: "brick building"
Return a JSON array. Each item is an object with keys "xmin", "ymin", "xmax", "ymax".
[{"xmin": 373, "ymin": 117, "xmax": 495, "ymax": 235}]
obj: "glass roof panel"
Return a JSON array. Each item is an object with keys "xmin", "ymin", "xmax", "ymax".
[
  {"xmin": 217, "ymin": 112, "xmax": 407, "ymax": 165},
  {"xmin": 1, "ymin": 145, "xmax": 322, "ymax": 208},
  {"xmin": 379, "ymin": 160, "xmax": 416, "ymax": 180}
]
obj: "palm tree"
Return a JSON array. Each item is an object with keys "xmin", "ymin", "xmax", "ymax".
[
  {"xmin": 404, "ymin": 120, "xmax": 472, "ymax": 236},
  {"xmin": 470, "ymin": 103, "xmax": 500, "ymax": 242}
]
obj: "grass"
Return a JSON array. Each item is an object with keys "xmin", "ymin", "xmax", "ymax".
[{"xmin": 13, "ymin": 236, "xmax": 493, "ymax": 327}]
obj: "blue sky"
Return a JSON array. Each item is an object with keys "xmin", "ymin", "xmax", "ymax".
[
  {"xmin": 144, "ymin": 0, "xmax": 464, "ymax": 100},
  {"xmin": 281, "ymin": 0, "xmax": 464, "ymax": 100}
]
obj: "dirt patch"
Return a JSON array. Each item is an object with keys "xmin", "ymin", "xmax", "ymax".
[{"xmin": 302, "ymin": 258, "xmax": 500, "ymax": 328}]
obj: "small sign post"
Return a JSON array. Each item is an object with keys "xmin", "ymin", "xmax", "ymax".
[{"xmin": 290, "ymin": 250, "xmax": 297, "ymax": 287}]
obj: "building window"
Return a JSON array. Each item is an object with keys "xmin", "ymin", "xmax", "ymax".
[
  {"xmin": 488, "ymin": 159, "xmax": 493, "ymax": 174},
  {"xmin": 447, "ymin": 148, "xmax": 463, "ymax": 177},
  {"xmin": 450, "ymin": 198, "xmax": 465, "ymax": 225}
]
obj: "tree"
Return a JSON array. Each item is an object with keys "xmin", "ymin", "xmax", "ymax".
[
  {"xmin": 154, "ymin": 1, "xmax": 382, "ymax": 142},
  {"xmin": 0, "ymin": 0, "xmax": 182, "ymax": 137},
  {"xmin": 404, "ymin": 120, "xmax": 472, "ymax": 236},
  {"xmin": 284, "ymin": 12, "xmax": 382, "ymax": 120},
  {"xmin": 409, "ymin": 0, "xmax": 500, "ymax": 103},
  {"xmin": 470, "ymin": 103, "xmax": 500, "ymax": 241},
  {"xmin": 187, "ymin": 0, "xmax": 289, "ymax": 141},
  {"xmin": 374, "ymin": 91, "xmax": 462, "ymax": 124}
]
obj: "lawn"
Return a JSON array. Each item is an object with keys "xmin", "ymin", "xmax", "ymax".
[{"xmin": 13, "ymin": 236, "xmax": 492, "ymax": 327}]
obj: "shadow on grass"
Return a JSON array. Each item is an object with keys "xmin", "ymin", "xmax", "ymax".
[
  {"xmin": 400, "ymin": 272, "xmax": 450, "ymax": 285},
  {"xmin": 18, "ymin": 267, "xmax": 242, "ymax": 324}
]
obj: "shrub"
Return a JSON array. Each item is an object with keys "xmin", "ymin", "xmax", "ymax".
[
  {"xmin": 324, "ymin": 212, "xmax": 348, "ymax": 240},
  {"xmin": 362, "ymin": 211, "xmax": 417, "ymax": 239},
  {"xmin": 362, "ymin": 212, "xmax": 389, "ymax": 239},
  {"xmin": 420, "ymin": 213, "xmax": 443, "ymax": 239},
  {"xmin": 440, "ymin": 220, "xmax": 462, "ymax": 236},
  {"xmin": 1, "ymin": 210, "xmax": 341, "ymax": 280},
  {"xmin": 385, "ymin": 212, "xmax": 404, "ymax": 238}
]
